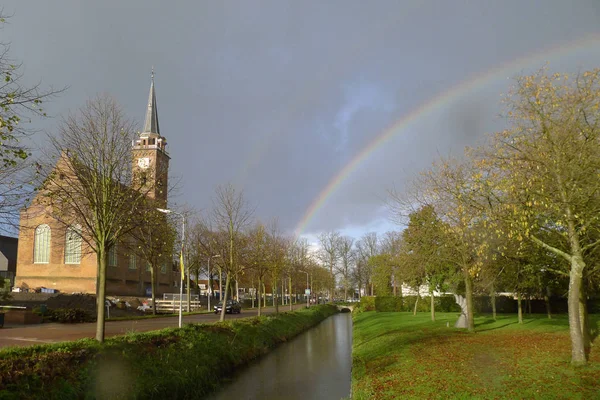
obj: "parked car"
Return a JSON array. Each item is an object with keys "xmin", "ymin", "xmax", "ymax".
[{"xmin": 213, "ymin": 300, "xmax": 242, "ymax": 314}]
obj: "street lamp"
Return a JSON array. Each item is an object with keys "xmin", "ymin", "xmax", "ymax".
[
  {"xmin": 207, "ymin": 254, "xmax": 220, "ymax": 312},
  {"xmin": 157, "ymin": 207, "xmax": 185, "ymax": 328},
  {"xmin": 300, "ymin": 270, "xmax": 309, "ymax": 308}
]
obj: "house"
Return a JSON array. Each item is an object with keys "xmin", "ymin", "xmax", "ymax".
[{"xmin": 14, "ymin": 75, "xmax": 176, "ymax": 296}]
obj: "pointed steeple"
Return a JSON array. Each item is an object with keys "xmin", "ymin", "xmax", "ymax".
[{"xmin": 143, "ymin": 68, "xmax": 160, "ymax": 135}]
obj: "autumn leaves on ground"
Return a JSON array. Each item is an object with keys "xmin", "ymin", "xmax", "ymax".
[{"xmin": 352, "ymin": 312, "xmax": 600, "ymax": 400}]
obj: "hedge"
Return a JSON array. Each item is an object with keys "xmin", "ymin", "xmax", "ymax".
[
  {"xmin": 0, "ymin": 304, "xmax": 338, "ymax": 399},
  {"xmin": 358, "ymin": 295, "xmax": 594, "ymax": 315}
]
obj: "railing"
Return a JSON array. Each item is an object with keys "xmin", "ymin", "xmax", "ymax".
[{"xmin": 154, "ymin": 299, "xmax": 203, "ymax": 313}]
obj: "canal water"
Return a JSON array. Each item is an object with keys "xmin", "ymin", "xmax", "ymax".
[{"xmin": 207, "ymin": 312, "xmax": 353, "ymax": 400}]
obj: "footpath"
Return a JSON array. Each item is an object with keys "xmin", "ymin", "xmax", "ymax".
[{"xmin": 0, "ymin": 304, "xmax": 305, "ymax": 348}]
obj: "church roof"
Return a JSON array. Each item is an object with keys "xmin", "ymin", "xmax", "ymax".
[{"xmin": 142, "ymin": 71, "xmax": 160, "ymax": 135}]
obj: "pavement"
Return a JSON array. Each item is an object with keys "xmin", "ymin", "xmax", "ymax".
[{"xmin": 0, "ymin": 303, "xmax": 306, "ymax": 348}]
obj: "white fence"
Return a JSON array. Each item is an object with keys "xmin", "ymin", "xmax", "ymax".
[{"xmin": 153, "ymin": 293, "xmax": 202, "ymax": 313}]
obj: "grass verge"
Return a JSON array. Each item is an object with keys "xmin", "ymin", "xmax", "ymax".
[
  {"xmin": 0, "ymin": 304, "xmax": 337, "ymax": 399},
  {"xmin": 352, "ymin": 312, "xmax": 600, "ymax": 399}
]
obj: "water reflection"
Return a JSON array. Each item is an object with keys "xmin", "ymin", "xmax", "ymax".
[{"xmin": 208, "ymin": 313, "xmax": 352, "ymax": 400}]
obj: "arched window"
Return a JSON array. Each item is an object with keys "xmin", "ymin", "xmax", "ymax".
[
  {"xmin": 65, "ymin": 224, "xmax": 82, "ymax": 264},
  {"xmin": 34, "ymin": 224, "xmax": 51, "ymax": 263}
]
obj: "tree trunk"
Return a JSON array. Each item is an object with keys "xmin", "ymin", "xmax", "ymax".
[
  {"xmin": 568, "ymin": 257, "xmax": 586, "ymax": 365},
  {"xmin": 579, "ymin": 279, "xmax": 591, "ymax": 358},
  {"xmin": 235, "ymin": 273, "xmax": 239, "ymax": 301},
  {"xmin": 370, "ymin": 282, "xmax": 374, "ymax": 296},
  {"xmin": 413, "ymin": 293, "xmax": 419, "ymax": 316},
  {"xmin": 257, "ymin": 276, "xmax": 262, "ymax": 316},
  {"xmin": 219, "ymin": 267, "xmax": 223, "ymax": 301},
  {"xmin": 151, "ymin": 264, "xmax": 156, "ymax": 315},
  {"xmin": 196, "ymin": 269, "xmax": 199, "ymax": 300},
  {"xmin": 95, "ymin": 248, "xmax": 107, "ymax": 342},
  {"xmin": 186, "ymin": 268, "xmax": 191, "ymax": 312},
  {"xmin": 273, "ymin": 274, "xmax": 279, "ymax": 313},
  {"xmin": 219, "ymin": 271, "xmax": 231, "ymax": 322},
  {"xmin": 251, "ymin": 277, "xmax": 255, "ymax": 309},
  {"xmin": 517, "ymin": 293, "xmax": 523, "ymax": 324},
  {"xmin": 289, "ymin": 276, "xmax": 293, "ymax": 311},
  {"xmin": 393, "ymin": 274, "xmax": 397, "ymax": 297},
  {"xmin": 430, "ymin": 288, "xmax": 435, "ymax": 322},
  {"xmin": 490, "ymin": 284, "xmax": 496, "ymax": 321},
  {"xmin": 545, "ymin": 286, "xmax": 552, "ymax": 320},
  {"xmin": 282, "ymin": 279, "xmax": 286, "ymax": 306},
  {"xmin": 464, "ymin": 273, "xmax": 475, "ymax": 332}
]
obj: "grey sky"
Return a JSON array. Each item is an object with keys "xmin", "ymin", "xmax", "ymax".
[{"xmin": 3, "ymin": 1, "xmax": 600, "ymax": 241}]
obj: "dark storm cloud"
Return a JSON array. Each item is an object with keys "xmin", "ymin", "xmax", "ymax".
[{"xmin": 2, "ymin": 0, "xmax": 600, "ymax": 238}]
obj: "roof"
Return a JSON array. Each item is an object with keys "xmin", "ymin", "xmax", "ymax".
[{"xmin": 142, "ymin": 71, "xmax": 160, "ymax": 135}]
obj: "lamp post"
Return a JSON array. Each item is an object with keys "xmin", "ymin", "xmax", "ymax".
[
  {"xmin": 207, "ymin": 254, "xmax": 220, "ymax": 312},
  {"xmin": 157, "ymin": 208, "xmax": 185, "ymax": 328},
  {"xmin": 300, "ymin": 270, "xmax": 309, "ymax": 308}
]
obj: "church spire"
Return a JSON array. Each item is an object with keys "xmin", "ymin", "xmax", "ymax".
[{"xmin": 142, "ymin": 68, "xmax": 160, "ymax": 135}]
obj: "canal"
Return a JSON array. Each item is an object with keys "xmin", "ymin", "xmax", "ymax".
[{"xmin": 208, "ymin": 312, "xmax": 353, "ymax": 400}]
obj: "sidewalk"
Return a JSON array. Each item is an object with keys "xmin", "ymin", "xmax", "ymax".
[{"xmin": 0, "ymin": 303, "xmax": 306, "ymax": 348}]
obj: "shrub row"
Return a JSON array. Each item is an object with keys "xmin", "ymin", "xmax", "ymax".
[
  {"xmin": 356, "ymin": 295, "xmax": 591, "ymax": 315},
  {"xmin": 0, "ymin": 304, "xmax": 338, "ymax": 400},
  {"xmin": 47, "ymin": 308, "xmax": 95, "ymax": 323}
]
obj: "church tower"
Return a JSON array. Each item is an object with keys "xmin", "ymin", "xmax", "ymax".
[{"xmin": 132, "ymin": 71, "xmax": 170, "ymax": 208}]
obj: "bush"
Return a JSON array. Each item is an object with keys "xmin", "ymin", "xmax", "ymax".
[
  {"xmin": 358, "ymin": 296, "xmax": 375, "ymax": 312},
  {"xmin": 47, "ymin": 308, "xmax": 95, "ymax": 323},
  {"xmin": 375, "ymin": 296, "xmax": 403, "ymax": 312}
]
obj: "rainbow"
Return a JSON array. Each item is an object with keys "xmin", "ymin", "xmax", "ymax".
[{"xmin": 294, "ymin": 33, "xmax": 600, "ymax": 237}]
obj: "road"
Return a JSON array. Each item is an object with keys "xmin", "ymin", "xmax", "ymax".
[{"xmin": 0, "ymin": 304, "xmax": 306, "ymax": 348}]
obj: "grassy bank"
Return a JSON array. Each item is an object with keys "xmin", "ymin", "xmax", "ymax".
[
  {"xmin": 0, "ymin": 304, "xmax": 337, "ymax": 399},
  {"xmin": 352, "ymin": 311, "xmax": 600, "ymax": 399}
]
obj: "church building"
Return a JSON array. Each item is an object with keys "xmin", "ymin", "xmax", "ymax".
[{"xmin": 14, "ymin": 76, "xmax": 176, "ymax": 296}]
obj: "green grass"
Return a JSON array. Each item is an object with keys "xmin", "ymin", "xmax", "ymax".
[{"xmin": 352, "ymin": 312, "xmax": 600, "ymax": 400}]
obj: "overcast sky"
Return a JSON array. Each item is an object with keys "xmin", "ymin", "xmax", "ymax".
[{"xmin": 3, "ymin": 1, "xmax": 600, "ymax": 242}]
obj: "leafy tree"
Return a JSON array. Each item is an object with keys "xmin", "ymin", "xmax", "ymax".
[
  {"xmin": 370, "ymin": 254, "xmax": 393, "ymax": 296},
  {"xmin": 390, "ymin": 157, "xmax": 489, "ymax": 331},
  {"xmin": 400, "ymin": 205, "xmax": 452, "ymax": 320},
  {"xmin": 485, "ymin": 68, "xmax": 600, "ymax": 364}
]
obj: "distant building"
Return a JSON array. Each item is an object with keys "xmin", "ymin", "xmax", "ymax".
[{"xmin": 14, "ymin": 75, "xmax": 176, "ymax": 296}]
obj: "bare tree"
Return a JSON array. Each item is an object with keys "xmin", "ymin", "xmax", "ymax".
[
  {"xmin": 36, "ymin": 95, "xmax": 156, "ymax": 342},
  {"xmin": 318, "ymin": 231, "xmax": 341, "ymax": 303},
  {"xmin": 337, "ymin": 236, "xmax": 355, "ymax": 301},
  {"xmin": 247, "ymin": 222, "xmax": 270, "ymax": 315},
  {"xmin": 211, "ymin": 184, "xmax": 253, "ymax": 322},
  {"xmin": 356, "ymin": 232, "xmax": 379, "ymax": 295},
  {"xmin": 267, "ymin": 220, "xmax": 287, "ymax": 313},
  {"xmin": 129, "ymin": 210, "xmax": 176, "ymax": 314}
]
